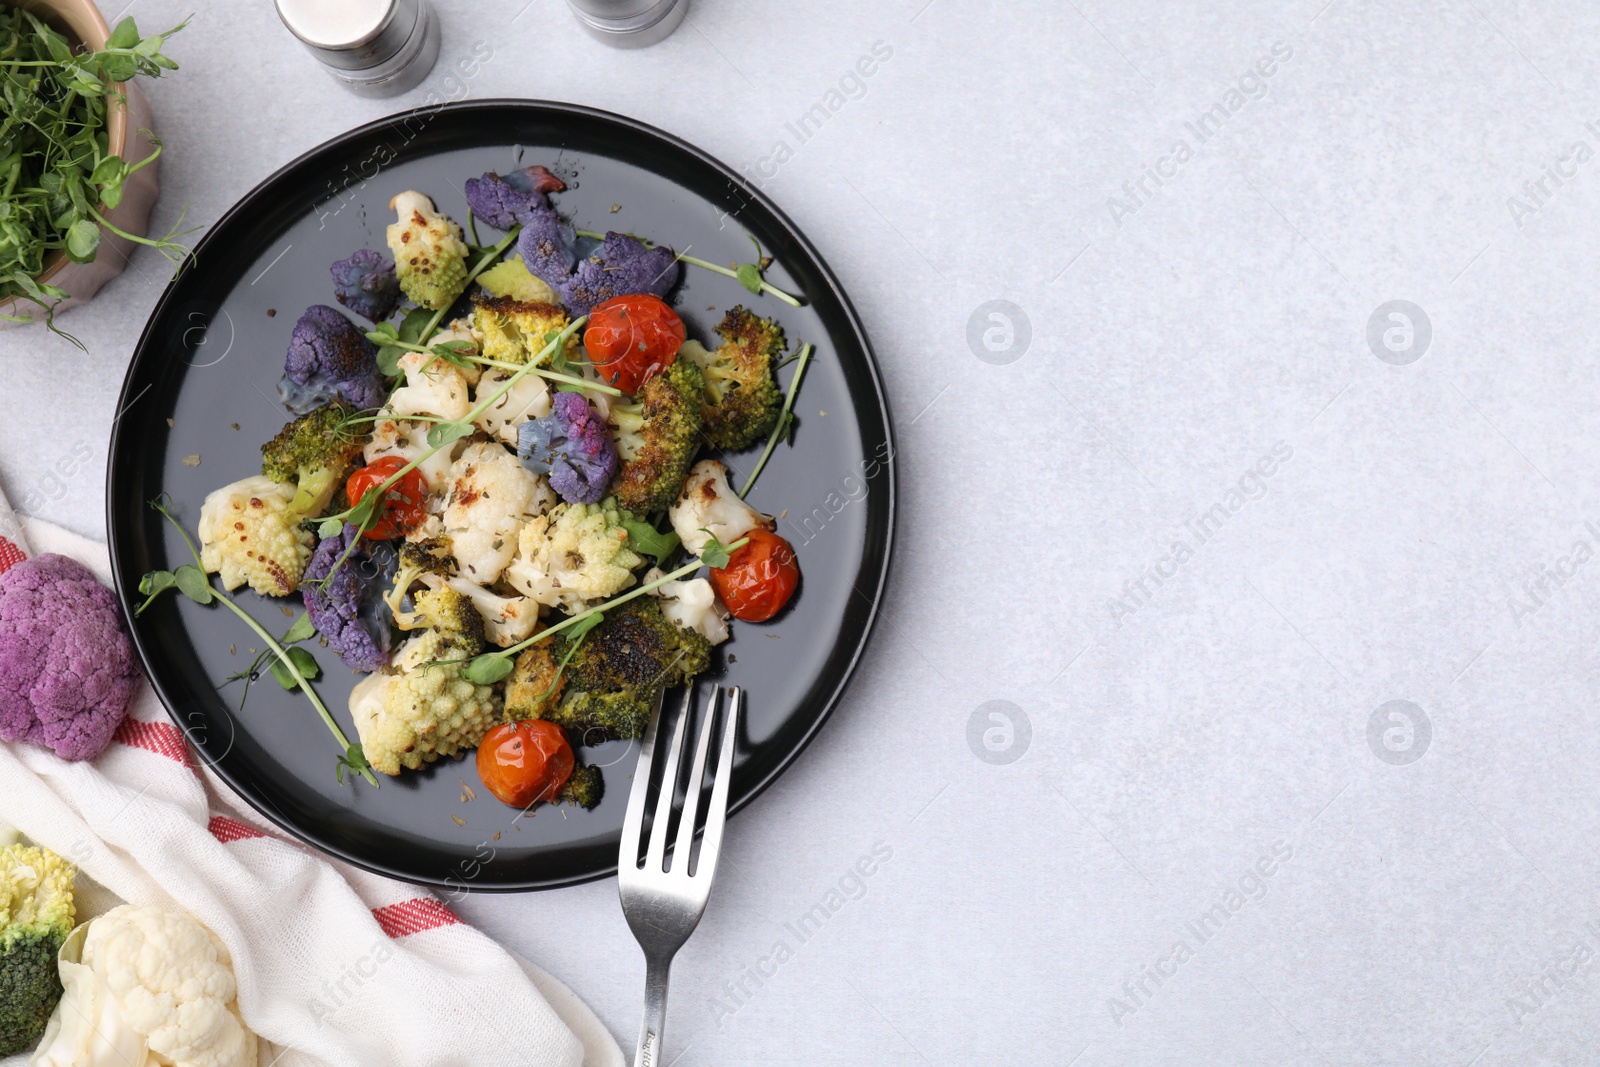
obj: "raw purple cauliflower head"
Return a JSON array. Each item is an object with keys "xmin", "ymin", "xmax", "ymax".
[
  {"xmin": 330, "ymin": 249, "xmax": 400, "ymax": 322},
  {"xmin": 279, "ymin": 305, "xmax": 387, "ymax": 415},
  {"xmin": 516, "ymin": 209, "xmax": 579, "ymax": 290},
  {"xmin": 0, "ymin": 554, "xmax": 140, "ymax": 761},
  {"xmin": 559, "ymin": 232, "xmax": 681, "ymax": 318},
  {"xmin": 302, "ymin": 525, "xmax": 396, "ymax": 673},
  {"xmin": 517, "ymin": 391, "xmax": 620, "ymax": 504},
  {"xmin": 464, "ymin": 165, "xmax": 566, "ymax": 231}
]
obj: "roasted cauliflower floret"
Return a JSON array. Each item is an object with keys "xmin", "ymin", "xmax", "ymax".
[
  {"xmin": 197, "ymin": 476, "xmax": 315, "ymax": 597},
  {"xmin": 505, "ymin": 498, "xmax": 643, "ymax": 611},
  {"xmin": 389, "ymin": 349, "xmax": 473, "ymax": 422},
  {"xmin": 364, "ymin": 417, "xmax": 458, "ymax": 493},
  {"xmin": 472, "ymin": 365, "xmax": 552, "ymax": 445},
  {"xmin": 386, "ymin": 191, "xmax": 469, "ymax": 310},
  {"xmin": 646, "ymin": 569, "xmax": 731, "ymax": 645},
  {"xmin": 350, "ymin": 587, "xmax": 501, "ymax": 775},
  {"xmin": 440, "ymin": 441, "xmax": 554, "ymax": 583},
  {"xmin": 471, "ymin": 295, "xmax": 572, "ymax": 365},
  {"xmin": 668, "ymin": 459, "xmax": 769, "ymax": 557}
]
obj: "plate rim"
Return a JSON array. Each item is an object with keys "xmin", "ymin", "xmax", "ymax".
[{"xmin": 106, "ymin": 98, "xmax": 896, "ymax": 892}]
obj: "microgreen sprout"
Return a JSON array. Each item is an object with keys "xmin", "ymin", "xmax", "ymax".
[
  {"xmin": 738, "ymin": 342, "xmax": 813, "ymax": 497},
  {"xmin": 137, "ymin": 497, "xmax": 377, "ymax": 787}
]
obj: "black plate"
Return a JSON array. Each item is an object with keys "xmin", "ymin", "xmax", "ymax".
[{"xmin": 106, "ymin": 101, "xmax": 894, "ymax": 891}]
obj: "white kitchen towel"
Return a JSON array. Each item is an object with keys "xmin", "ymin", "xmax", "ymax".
[{"xmin": 0, "ymin": 519, "xmax": 624, "ymax": 1067}]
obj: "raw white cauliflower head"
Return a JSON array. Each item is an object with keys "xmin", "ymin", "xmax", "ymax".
[
  {"xmin": 389, "ymin": 349, "xmax": 473, "ymax": 422},
  {"xmin": 197, "ymin": 475, "xmax": 314, "ymax": 597},
  {"xmin": 669, "ymin": 459, "xmax": 769, "ymax": 557},
  {"xmin": 646, "ymin": 569, "xmax": 730, "ymax": 645},
  {"xmin": 441, "ymin": 441, "xmax": 554, "ymax": 583},
  {"xmin": 472, "ymin": 365, "xmax": 551, "ymax": 444},
  {"xmin": 71, "ymin": 904, "xmax": 257, "ymax": 1067}
]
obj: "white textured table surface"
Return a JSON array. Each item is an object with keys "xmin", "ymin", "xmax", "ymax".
[{"xmin": 6, "ymin": 0, "xmax": 1600, "ymax": 1063}]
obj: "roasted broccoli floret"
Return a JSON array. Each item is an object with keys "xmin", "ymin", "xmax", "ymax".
[
  {"xmin": 197, "ymin": 475, "xmax": 316, "ymax": 597},
  {"xmin": 609, "ymin": 359, "xmax": 704, "ymax": 514},
  {"xmin": 503, "ymin": 637, "xmax": 565, "ymax": 720},
  {"xmin": 349, "ymin": 586, "xmax": 501, "ymax": 776},
  {"xmin": 545, "ymin": 599, "xmax": 711, "ymax": 742},
  {"xmin": 330, "ymin": 248, "xmax": 400, "ymax": 322},
  {"xmin": 517, "ymin": 391, "xmax": 619, "ymax": 505},
  {"xmin": 505, "ymin": 498, "xmax": 643, "ymax": 612},
  {"xmin": 679, "ymin": 307, "xmax": 784, "ymax": 450},
  {"xmin": 463, "ymin": 165, "xmax": 565, "ymax": 230},
  {"xmin": 384, "ymin": 536, "xmax": 454, "ymax": 630},
  {"xmin": 386, "ymin": 191, "xmax": 469, "ymax": 310},
  {"xmin": 259, "ymin": 403, "xmax": 368, "ymax": 518},
  {"xmin": 471, "ymin": 294, "xmax": 572, "ymax": 365},
  {"xmin": 279, "ymin": 305, "xmax": 386, "ymax": 415},
  {"xmin": 0, "ymin": 842, "xmax": 76, "ymax": 1056},
  {"xmin": 558, "ymin": 231, "xmax": 681, "ymax": 319},
  {"xmin": 302, "ymin": 524, "xmax": 396, "ymax": 673},
  {"xmin": 559, "ymin": 764, "xmax": 603, "ymax": 809}
]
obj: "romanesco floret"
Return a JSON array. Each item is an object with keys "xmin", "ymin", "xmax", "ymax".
[
  {"xmin": 471, "ymin": 294, "xmax": 572, "ymax": 365},
  {"xmin": 386, "ymin": 191, "xmax": 469, "ymax": 310},
  {"xmin": 350, "ymin": 586, "xmax": 501, "ymax": 776},
  {"xmin": 0, "ymin": 842, "xmax": 76, "ymax": 1056},
  {"xmin": 678, "ymin": 306, "xmax": 784, "ymax": 450},
  {"xmin": 476, "ymin": 256, "xmax": 559, "ymax": 304},
  {"xmin": 505, "ymin": 498, "xmax": 643, "ymax": 612},
  {"xmin": 609, "ymin": 359, "xmax": 704, "ymax": 515},
  {"xmin": 197, "ymin": 475, "xmax": 315, "ymax": 597}
]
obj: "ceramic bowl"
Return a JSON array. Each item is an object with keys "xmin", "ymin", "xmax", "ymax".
[{"xmin": 0, "ymin": 0, "xmax": 161, "ymax": 326}]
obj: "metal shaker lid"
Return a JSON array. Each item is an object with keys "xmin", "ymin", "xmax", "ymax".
[{"xmin": 275, "ymin": 0, "xmax": 420, "ymax": 71}]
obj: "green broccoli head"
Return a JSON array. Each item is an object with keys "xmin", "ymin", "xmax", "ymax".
[
  {"xmin": 546, "ymin": 598, "xmax": 712, "ymax": 742},
  {"xmin": 260, "ymin": 403, "xmax": 368, "ymax": 518},
  {"xmin": 0, "ymin": 844, "xmax": 76, "ymax": 1056},
  {"xmin": 609, "ymin": 359, "xmax": 705, "ymax": 514},
  {"xmin": 680, "ymin": 307, "xmax": 783, "ymax": 451},
  {"xmin": 559, "ymin": 764, "xmax": 604, "ymax": 809}
]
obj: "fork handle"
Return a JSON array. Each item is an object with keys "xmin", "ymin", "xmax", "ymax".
[{"xmin": 633, "ymin": 953, "xmax": 674, "ymax": 1067}]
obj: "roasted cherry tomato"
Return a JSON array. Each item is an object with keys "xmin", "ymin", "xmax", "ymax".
[
  {"xmin": 710, "ymin": 528, "xmax": 799, "ymax": 622},
  {"xmin": 584, "ymin": 293, "xmax": 686, "ymax": 394},
  {"xmin": 345, "ymin": 456, "xmax": 427, "ymax": 540},
  {"xmin": 476, "ymin": 720, "xmax": 575, "ymax": 808}
]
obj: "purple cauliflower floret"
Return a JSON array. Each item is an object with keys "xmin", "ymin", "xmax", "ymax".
[
  {"xmin": 0, "ymin": 554, "xmax": 140, "ymax": 762},
  {"xmin": 559, "ymin": 232, "xmax": 681, "ymax": 318},
  {"xmin": 278, "ymin": 305, "xmax": 387, "ymax": 415},
  {"xmin": 301, "ymin": 524, "xmax": 397, "ymax": 673},
  {"xmin": 517, "ymin": 391, "xmax": 620, "ymax": 504},
  {"xmin": 516, "ymin": 208, "xmax": 579, "ymax": 290},
  {"xmin": 464, "ymin": 165, "xmax": 566, "ymax": 231},
  {"xmin": 330, "ymin": 249, "xmax": 400, "ymax": 322}
]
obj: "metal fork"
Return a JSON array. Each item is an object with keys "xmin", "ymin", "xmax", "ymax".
[{"xmin": 618, "ymin": 684, "xmax": 741, "ymax": 1067}]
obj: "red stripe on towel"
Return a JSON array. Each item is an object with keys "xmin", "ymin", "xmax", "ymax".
[
  {"xmin": 372, "ymin": 898, "xmax": 461, "ymax": 938},
  {"xmin": 113, "ymin": 718, "xmax": 192, "ymax": 769},
  {"xmin": 208, "ymin": 815, "xmax": 267, "ymax": 843},
  {"xmin": 0, "ymin": 537, "xmax": 24, "ymax": 575}
]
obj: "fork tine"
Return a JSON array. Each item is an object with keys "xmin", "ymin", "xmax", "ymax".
[
  {"xmin": 619, "ymin": 688, "xmax": 667, "ymax": 871},
  {"xmin": 693, "ymin": 686, "xmax": 741, "ymax": 882},
  {"xmin": 673, "ymin": 687, "xmax": 721, "ymax": 874},
  {"xmin": 645, "ymin": 684, "xmax": 695, "ymax": 872}
]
